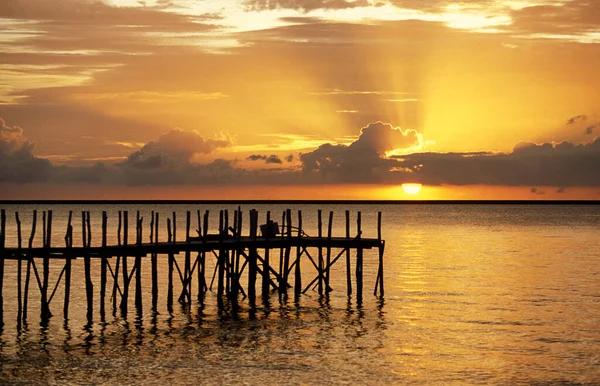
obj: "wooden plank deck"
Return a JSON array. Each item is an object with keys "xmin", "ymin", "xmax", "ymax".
[{"xmin": 2, "ymin": 236, "xmax": 383, "ymax": 259}]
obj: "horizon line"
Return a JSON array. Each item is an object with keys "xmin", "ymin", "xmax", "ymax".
[{"xmin": 0, "ymin": 200, "xmax": 598, "ymax": 205}]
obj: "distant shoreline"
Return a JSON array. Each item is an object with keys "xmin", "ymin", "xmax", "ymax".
[{"xmin": 0, "ymin": 200, "xmax": 598, "ymax": 205}]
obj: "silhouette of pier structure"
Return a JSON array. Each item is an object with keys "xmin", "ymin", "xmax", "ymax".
[{"xmin": 0, "ymin": 208, "xmax": 385, "ymax": 327}]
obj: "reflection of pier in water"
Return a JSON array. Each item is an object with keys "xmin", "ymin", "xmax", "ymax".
[{"xmin": 0, "ymin": 208, "xmax": 385, "ymax": 328}]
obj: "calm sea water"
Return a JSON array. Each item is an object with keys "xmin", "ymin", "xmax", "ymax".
[{"xmin": 0, "ymin": 203, "xmax": 599, "ymax": 385}]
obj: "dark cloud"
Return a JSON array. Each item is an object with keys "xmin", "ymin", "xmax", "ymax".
[
  {"xmin": 394, "ymin": 138, "xmax": 600, "ymax": 187},
  {"xmin": 246, "ymin": 154, "xmax": 284, "ymax": 164},
  {"xmin": 567, "ymin": 115, "xmax": 587, "ymax": 125},
  {"xmin": 530, "ymin": 187, "xmax": 545, "ymax": 195},
  {"xmin": 247, "ymin": 154, "xmax": 268, "ymax": 161},
  {"xmin": 586, "ymin": 125, "xmax": 596, "ymax": 135},
  {"xmin": 0, "ymin": 118, "xmax": 53, "ymax": 183},
  {"xmin": 352, "ymin": 121, "xmax": 420, "ymax": 154},
  {"xmin": 2, "ymin": 118, "xmax": 599, "ymax": 188},
  {"xmin": 266, "ymin": 154, "xmax": 283, "ymax": 164},
  {"xmin": 300, "ymin": 121, "xmax": 420, "ymax": 182},
  {"xmin": 124, "ymin": 128, "xmax": 232, "ymax": 169},
  {"xmin": 285, "ymin": 154, "xmax": 294, "ymax": 162}
]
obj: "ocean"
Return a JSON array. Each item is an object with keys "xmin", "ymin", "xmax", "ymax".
[{"xmin": 0, "ymin": 203, "xmax": 599, "ymax": 385}]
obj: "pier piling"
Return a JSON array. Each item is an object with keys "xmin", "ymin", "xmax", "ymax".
[
  {"xmin": 64, "ymin": 211, "xmax": 73, "ymax": 320},
  {"xmin": 356, "ymin": 211, "xmax": 363, "ymax": 304}
]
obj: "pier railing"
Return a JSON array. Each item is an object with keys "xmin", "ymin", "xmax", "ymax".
[{"xmin": 0, "ymin": 208, "xmax": 385, "ymax": 328}]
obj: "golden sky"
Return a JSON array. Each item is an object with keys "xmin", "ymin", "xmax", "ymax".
[{"xmin": 0, "ymin": 0, "xmax": 599, "ymax": 199}]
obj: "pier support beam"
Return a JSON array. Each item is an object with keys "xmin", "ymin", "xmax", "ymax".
[
  {"xmin": 120, "ymin": 211, "xmax": 129, "ymax": 317},
  {"xmin": 84, "ymin": 211, "xmax": 93, "ymax": 325},
  {"xmin": 294, "ymin": 210, "xmax": 302, "ymax": 299},
  {"xmin": 152, "ymin": 212, "xmax": 159, "ymax": 314},
  {"xmin": 100, "ymin": 211, "xmax": 107, "ymax": 321},
  {"xmin": 64, "ymin": 212, "xmax": 73, "ymax": 320},
  {"xmin": 356, "ymin": 211, "xmax": 363, "ymax": 304}
]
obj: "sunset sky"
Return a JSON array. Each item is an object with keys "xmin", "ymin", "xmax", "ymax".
[{"xmin": 1, "ymin": 0, "xmax": 599, "ymax": 200}]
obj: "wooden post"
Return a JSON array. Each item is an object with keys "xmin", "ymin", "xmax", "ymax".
[
  {"xmin": 230, "ymin": 209, "xmax": 239, "ymax": 306},
  {"xmin": 278, "ymin": 210, "xmax": 286, "ymax": 295},
  {"xmin": 375, "ymin": 212, "xmax": 384, "ymax": 297},
  {"xmin": 345, "ymin": 210, "xmax": 352, "ymax": 296},
  {"xmin": 100, "ymin": 211, "xmax": 107, "ymax": 320},
  {"xmin": 152, "ymin": 212, "xmax": 159, "ymax": 314},
  {"xmin": 235, "ymin": 208, "xmax": 242, "ymax": 301},
  {"xmin": 16, "ymin": 212, "xmax": 22, "ymax": 326},
  {"xmin": 223, "ymin": 210, "xmax": 229, "ymax": 297},
  {"xmin": 171, "ymin": 211, "xmax": 177, "ymax": 308},
  {"xmin": 198, "ymin": 210, "xmax": 209, "ymax": 303},
  {"xmin": 24, "ymin": 210, "xmax": 37, "ymax": 323},
  {"xmin": 356, "ymin": 211, "xmax": 363, "ymax": 304},
  {"xmin": 112, "ymin": 211, "xmax": 122, "ymax": 316},
  {"xmin": 294, "ymin": 210, "xmax": 302, "ymax": 298},
  {"xmin": 317, "ymin": 209, "xmax": 323, "ymax": 296},
  {"xmin": 262, "ymin": 210, "xmax": 271, "ymax": 300},
  {"xmin": 172, "ymin": 211, "xmax": 177, "ymax": 242},
  {"xmin": 64, "ymin": 211, "xmax": 72, "ymax": 320},
  {"xmin": 135, "ymin": 211, "xmax": 142, "ymax": 313},
  {"xmin": 41, "ymin": 210, "xmax": 52, "ymax": 320},
  {"xmin": 217, "ymin": 210, "xmax": 224, "ymax": 301},
  {"xmin": 196, "ymin": 210, "xmax": 202, "ymax": 302},
  {"xmin": 178, "ymin": 211, "xmax": 191, "ymax": 305},
  {"xmin": 283, "ymin": 208, "xmax": 292, "ymax": 294},
  {"xmin": 325, "ymin": 211, "xmax": 333, "ymax": 294},
  {"xmin": 120, "ymin": 211, "xmax": 129, "ymax": 316},
  {"xmin": 248, "ymin": 210, "xmax": 258, "ymax": 307},
  {"xmin": 84, "ymin": 211, "xmax": 93, "ymax": 324},
  {"xmin": 0, "ymin": 209, "xmax": 5, "ymax": 327},
  {"xmin": 167, "ymin": 217, "xmax": 173, "ymax": 313}
]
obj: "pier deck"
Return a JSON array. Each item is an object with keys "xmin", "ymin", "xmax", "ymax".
[{"xmin": 2, "ymin": 236, "xmax": 382, "ymax": 259}]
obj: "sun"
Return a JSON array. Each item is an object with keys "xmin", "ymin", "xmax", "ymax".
[{"xmin": 401, "ymin": 183, "xmax": 422, "ymax": 195}]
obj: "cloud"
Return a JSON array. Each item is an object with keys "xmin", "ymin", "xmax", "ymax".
[
  {"xmin": 511, "ymin": 1, "xmax": 600, "ymax": 36},
  {"xmin": 530, "ymin": 187, "xmax": 545, "ymax": 195},
  {"xmin": 2, "ymin": 118, "xmax": 599, "ymax": 189},
  {"xmin": 124, "ymin": 128, "xmax": 232, "ymax": 169},
  {"xmin": 247, "ymin": 154, "xmax": 283, "ymax": 164},
  {"xmin": 247, "ymin": 154, "xmax": 268, "ymax": 161},
  {"xmin": 394, "ymin": 137, "xmax": 600, "ymax": 187},
  {"xmin": 244, "ymin": 0, "xmax": 370, "ymax": 11},
  {"xmin": 352, "ymin": 121, "xmax": 421, "ymax": 154},
  {"xmin": 567, "ymin": 115, "xmax": 587, "ymax": 125},
  {"xmin": 0, "ymin": 117, "xmax": 53, "ymax": 182},
  {"xmin": 299, "ymin": 121, "xmax": 421, "ymax": 182}
]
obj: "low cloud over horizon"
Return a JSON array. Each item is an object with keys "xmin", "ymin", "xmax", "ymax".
[{"xmin": 1, "ymin": 117, "xmax": 599, "ymax": 189}]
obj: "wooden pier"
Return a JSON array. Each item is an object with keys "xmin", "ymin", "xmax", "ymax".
[{"xmin": 0, "ymin": 208, "xmax": 385, "ymax": 327}]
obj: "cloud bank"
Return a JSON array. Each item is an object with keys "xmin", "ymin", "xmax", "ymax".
[
  {"xmin": 0, "ymin": 118, "xmax": 53, "ymax": 183},
  {"xmin": 1, "ymin": 117, "xmax": 599, "ymax": 188}
]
